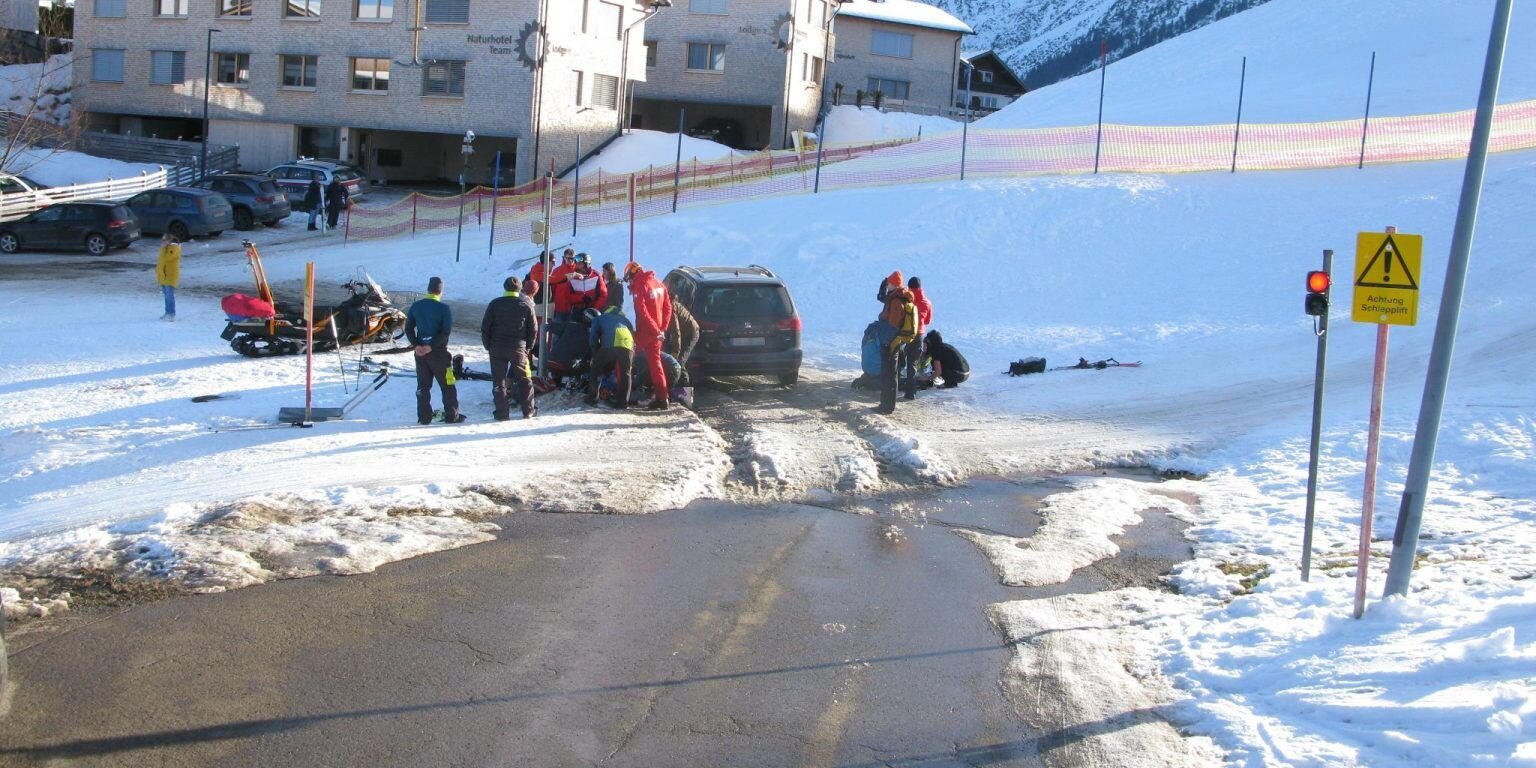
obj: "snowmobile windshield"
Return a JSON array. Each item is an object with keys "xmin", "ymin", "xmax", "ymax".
[{"xmin": 363, "ymin": 273, "xmax": 389, "ymax": 303}]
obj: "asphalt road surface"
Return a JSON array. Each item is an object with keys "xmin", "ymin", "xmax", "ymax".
[{"xmin": 0, "ymin": 479, "xmax": 1190, "ymax": 767}]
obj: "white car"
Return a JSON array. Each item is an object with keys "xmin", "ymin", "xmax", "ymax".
[
  {"xmin": 0, "ymin": 173, "xmax": 57, "ymax": 221},
  {"xmin": 265, "ymin": 160, "xmax": 366, "ymax": 212}
]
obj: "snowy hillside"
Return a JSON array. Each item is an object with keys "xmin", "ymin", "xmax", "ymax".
[{"xmin": 930, "ymin": 0, "xmax": 1269, "ymax": 88}]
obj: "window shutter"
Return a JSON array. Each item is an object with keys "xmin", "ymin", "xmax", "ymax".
[
  {"xmin": 425, "ymin": 0, "xmax": 469, "ymax": 23},
  {"xmin": 91, "ymin": 49, "xmax": 124, "ymax": 82},
  {"xmin": 593, "ymin": 74, "xmax": 618, "ymax": 110},
  {"xmin": 151, "ymin": 51, "xmax": 174, "ymax": 84},
  {"xmin": 94, "ymin": 0, "xmax": 126, "ymax": 17},
  {"xmin": 424, "ymin": 61, "xmax": 466, "ymax": 96}
]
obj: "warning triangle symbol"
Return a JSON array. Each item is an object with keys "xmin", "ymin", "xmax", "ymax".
[{"xmin": 1355, "ymin": 235, "xmax": 1419, "ymax": 290}]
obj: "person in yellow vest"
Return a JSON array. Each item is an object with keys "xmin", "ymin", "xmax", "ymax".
[{"xmin": 156, "ymin": 233, "xmax": 181, "ymax": 321}]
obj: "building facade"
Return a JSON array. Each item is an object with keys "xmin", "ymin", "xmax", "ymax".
[
  {"xmin": 956, "ymin": 49, "xmax": 1026, "ymax": 113},
  {"xmin": 828, "ymin": 0, "xmax": 970, "ymax": 115},
  {"xmin": 634, "ymin": 0, "xmax": 838, "ymax": 151},
  {"xmin": 72, "ymin": 0, "xmax": 661, "ymax": 185}
]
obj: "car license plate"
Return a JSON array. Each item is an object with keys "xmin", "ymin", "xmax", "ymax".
[{"xmin": 729, "ymin": 337, "xmax": 766, "ymax": 347}]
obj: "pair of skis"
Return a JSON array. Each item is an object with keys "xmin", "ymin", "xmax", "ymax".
[{"xmin": 1052, "ymin": 357, "xmax": 1141, "ymax": 371}]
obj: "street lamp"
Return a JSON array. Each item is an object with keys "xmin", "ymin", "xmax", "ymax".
[
  {"xmin": 200, "ymin": 28, "xmax": 221, "ymax": 181},
  {"xmin": 959, "ymin": 58, "xmax": 974, "ymax": 180},
  {"xmin": 454, "ymin": 130, "xmax": 476, "ymax": 263}
]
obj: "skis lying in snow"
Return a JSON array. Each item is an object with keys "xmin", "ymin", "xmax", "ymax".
[{"xmin": 1051, "ymin": 357, "xmax": 1141, "ymax": 371}]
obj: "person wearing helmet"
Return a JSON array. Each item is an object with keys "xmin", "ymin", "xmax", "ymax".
[
  {"xmin": 481, "ymin": 276, "xmax": 538, "ymax": 420},
  {"xmin": 625, "ymin": 262, "xmax": 674, "ymax": 410},
  {"xmin": 587, "ymin": 305, "xmax": 635, "ymax": 408},
  {"xmin": 548, "ymin": 248, "xmax": 579, "ymax": 320},
  {"xmin": 567, "ymin": 252, "xmax": 607, "ymax": 313}
]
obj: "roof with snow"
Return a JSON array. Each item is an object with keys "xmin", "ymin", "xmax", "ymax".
[{"xmin": 837, "ymin": 0, "xmax": 974, "ymax": 35}]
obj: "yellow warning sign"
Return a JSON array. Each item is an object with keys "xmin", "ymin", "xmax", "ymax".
[{"xmin": 1352, "ymin": 232, "xmax": 1422, "ymax": 325}]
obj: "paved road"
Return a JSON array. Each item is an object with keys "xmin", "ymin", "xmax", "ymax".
[{"xmin": 0, "ymin": 481, "xmax": 1190, "ymax": 767}]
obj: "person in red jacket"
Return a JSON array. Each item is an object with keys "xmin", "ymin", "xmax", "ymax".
[
  {"xmin": 566, "ymin": 253, "xmax": 608, "ymax": 313},
  {"xmin": 625, "ymin": 261, "xmax": 674, "ymax": 410},
  {"xmin": 548, "ymin": 248, "xmax": 578, "ymax": 319}
]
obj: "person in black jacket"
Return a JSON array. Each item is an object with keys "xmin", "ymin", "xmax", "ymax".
[
  {"xmin": 920, "ymin": 330, "xmax": 969, "ymax": 388},
  {"xmin": 304, "ymin": 176, "xmax": 322, "ymax": 230},
  {"xmin": 481, "ymin": 276, "xmax": 538, "ymax": 420},
  {"xmin": 406, "ymin": 276, "xmax": 464, "ymax": 424},
  {"xmin": 324, "ymin": 177, "xmax": 349, "ymax": 230},
  {"xmin": 665, "ymin": 297, "xmax": 699, "ymax": 366}
]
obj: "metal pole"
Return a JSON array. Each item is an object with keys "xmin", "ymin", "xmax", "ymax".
[
  {"xmin": 200, "ymin": 28, "xmax": 219, "ymax": 181},
  {"xmin": 538, "ymin": 172, "xmax": 552, "ymax": 379},
  {"xmin": 961, "ymin": 62, "xmax": 972, "ymax": 180},
  {"xmin": 813, "ymin": 112, "xmax": 826, "ymax": 193},
  {"xmin": 1231, "ymin": 56, "xmax": 1246, "ymax": 174},
  {"xmin": 1384, "ymin": 0, "xmax": 1513, "ymax": 599},
  {"xmin": 1356, "ymin": 318, "xmax": 1390, "ymax": 619},
  {"xmin": 573, "ymin": 135, "xmax": 581, "ymax": 237},
  {"xmin": 1358, "ymin": 52, "xmax": 1377, "ymax": 170},
  {"xmin": 672, "ymin": 108, "xmax": 684, "ymax": 213},
  {"xmin": 454, "ymin": 156, "xmax": 466, "ymax": 263},
  {"xmin": 489, "ymin": 150, "xmax": 501, "ymax": 256},
  {"xmin": 1301, "ymin": 248, "xmax": 1333, "ymax": 582},
  {"xmin": 628, "ymin": 174, "xmax": 635, "ymax": 263},
  {"xmin": 1093, "ymin": 40, "xmax": 1107, "ymax": 174}
]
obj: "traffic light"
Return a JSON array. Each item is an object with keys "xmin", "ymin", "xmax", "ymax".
[{"xmin": 1305, "ymin": 270, "xmax": 1330, "ymax": 316}]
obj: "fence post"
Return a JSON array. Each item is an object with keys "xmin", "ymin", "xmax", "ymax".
[
  {"xmin": 1359, "ymin": 51, "xmax": 1377, "ymax": 169},
  {"xmin": 673, "ymin": 108, "xmax": 684, "ymax": 213},
  {"xmin": 490, "ymin": 150, "xmax": 501, "ymax": 256},
  {"xmin": 411, "ymin": 193, "xmax": 418, "ymax": 237},
  {"xmin": 1232, "ymin": 56, "xmax": 1247, "ymax": 174},
  {"xmin": 1094, "ymin": 40, "xmax": 1108, "ymax": 174},
  {"xmin": 813, "ymin": 113, "xmax": 827, "ymax": 193},
  {"xmin": 344, "ymin": 204, "xmax": 351, "ymax": 242}
]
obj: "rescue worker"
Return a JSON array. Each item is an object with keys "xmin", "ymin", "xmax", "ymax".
[
  {"xmin": 548, "ymin": 248, "xmax": 578, "ymax": 320},
  {"xmin": 566, "ymin": 253, "xmax": 608, "ymax": 313},
  {"xmin": 875, "ymin": 279, "xmax": 918, "ymax": 415},
  {"xmin": 665, "ymin": 296, "xmax": 699, "ymax": 367},
  {"xmin": 525, "ymin": 251, "xmax": 550, "ymax": 303},
  {"xmin": 586, "ymin": 306, "xmax": 635, "ymax": 408},
  {"xmin": 406, "ymin": 276, "xmax": 465, "ymax": 424},
  {"xmin": 625, "ymin": 261, "xmax": 674, "ymax": 410},
  {"xmin": 481, "ymin": 276, "xmax": 538, "ymax": 420}
]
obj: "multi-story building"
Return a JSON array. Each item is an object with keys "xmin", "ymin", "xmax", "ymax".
[
  {"xmin": 72, "ymin": 0, "xmax": 664, "ymax": 185},
  {"xmin": 633, "ymin": 0, "xmax": 839, "ymax": 151},
  {"xmin": 956, "ymin": 49, "xmax": 1026, "ymax": 114},
  {"xmin": 828, "ymin": 0, "xmax": 971, "ymax": 116}
]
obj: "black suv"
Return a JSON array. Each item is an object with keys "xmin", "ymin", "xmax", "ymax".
[
  {"xmin": 0, "ymin": 201, "xmax": 141, "ymax": 255},
  {"xmin": 193, "ymin": 173, "xmax": 293, "ymax": 230},
  {"xmin": 664, "ymin": 265, "xmax": 802, "ymax": 386}
]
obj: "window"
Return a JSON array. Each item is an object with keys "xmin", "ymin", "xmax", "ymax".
[
  {"xmin": 285, "ymin": 0, "xmax": 321, "ymax": 18},
  {"xmin": 424, "ymin": 0, "xmax": 467, "ymax": 23},
  {"xmin": 870, "ymin": 29, "xmax": 913, "ymax": 58},
  {"xmin": 155, "ymin": 0, "xmax": 188, "ymax": 16},
  {"xmin": 644, "ymin": 40, "xmax": 657, "ymax": 67},
  {"xmin": 218, "ymin": 0, "xmax": 252, "ymax": 17},
  {"xmin": 90, "ymin": 49, "xmax": 124, "ymax": 82},
  {"xmin": 572, "ymin": 70, "xmax": 584, "ymax": 105},
  {"xmin": 150, "ymin": 50, "xmax": 186, "ymax": 84},
  {"xmin": 810, "ymin": 55, "xmax": 823, "ymax": 84},
  {"xmin": 686, "ymin": 43, "xmax": 724, "ymax": 71},
  {"xmin": 281, "ymin": 54, "xmax": 318, "ymax": 88},
  {"xmin": 591, "ymin": 1, "xmax": 622, "ymax": 39},
  {"xmin": 351, "ymin": 57, "xmax": 389, "ymax": 91},
  {"xmin": 593, "ymin": 73, "xmax": 618, "ymax": 110},
  {"xmin": 94, "ymin": 0, "xmax": 126, "ymax": 17},
  {"xmin": 689, "ymin": 0, "xmax": 726, "ymax": 13},
  {"xmin": 355, "ymin": 0, "xmax": 393, "ymax": 19},
  {"xmin": 866, "ymin": 77, "xmax": 909, "ymax": 100},
  {"xmin": 422, "ymin": 60, "xmax": 465, "ymax": 97},
  {"xmin": 215, "ymin": 53, "xmax": 250, "ymax": 85},
  {"xmin": 980, "ymin": 70, "xmax": 994, "ymax": 84}
]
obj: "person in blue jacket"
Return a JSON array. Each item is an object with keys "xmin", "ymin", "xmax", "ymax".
[
  {"xmin": 586, "ymin": 306, "xmax": 635, "ymax": 408},
  {"xmin": 406, "ymin": 276, "xmax": 465, "ymax": 424}
]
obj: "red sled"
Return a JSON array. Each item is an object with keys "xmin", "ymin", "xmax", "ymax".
[{"xmin": 222, "ymin": 293, "xmax": 276, "ymax": 320}]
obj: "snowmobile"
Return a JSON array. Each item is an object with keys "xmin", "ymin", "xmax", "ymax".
[{"xmin": 220, "ymin": 240, "xmax": 407, "ymax": 358}]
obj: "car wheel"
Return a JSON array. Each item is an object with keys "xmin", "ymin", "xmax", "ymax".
[
  {"xmin": 777, "ymin": 369, "xmax": 799, "ymax": 387},
  {"xmin": 85, "ymin": 233, "xmax": 109, "ymax": 255},
  {"xmin": 210, "ymin": 231, "xmax": 224, "ymax": 237},
  {"xmin": 233, "ymin": 207, "xmax": 255, "ymax": 230},
  {"xmin": 0, "ymin": 232, "xmax": 18, "ymax": 253},
  {"xmin": 168, "ymin": 221, "xmax": 192, "ymax": 241}
]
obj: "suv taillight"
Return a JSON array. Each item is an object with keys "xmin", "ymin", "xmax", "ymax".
[
  {"xmin": 107, "ymin": 219, "xmax": 127, "ymax": 229},
  {"xmin": 775, "ymin": 317, "xmax": 801, "ymax": 332},
  {"xmin": 698, "ymin": 321, "xmax": 720, "ymax": 332}
]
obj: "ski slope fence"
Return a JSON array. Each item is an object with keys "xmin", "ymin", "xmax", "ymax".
[{"xmin": 343, "ymin": 99, "xmax": 1536, "ymax": 247}]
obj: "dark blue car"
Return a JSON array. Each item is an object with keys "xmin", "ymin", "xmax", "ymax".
[{"xmin": 126, "ymin": 187, "xmax": 235, "ymax": 240}]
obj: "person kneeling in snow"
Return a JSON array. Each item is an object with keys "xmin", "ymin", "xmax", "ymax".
[
  {"xmin": 586, "ymin": 306, "xmax": 635, "ymax": 408},
  {"xmin": 919, "ymin": 330, "xmax": 969, "ymax": 389}
]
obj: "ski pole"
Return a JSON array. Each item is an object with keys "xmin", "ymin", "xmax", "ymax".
[{"xmin": 329, "ymin": 314, "xmax": 348, "ymax": 393}]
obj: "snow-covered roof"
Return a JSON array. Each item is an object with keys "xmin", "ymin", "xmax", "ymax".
[{"xmin": 837, "ymin": 0, "xmax": 974, "ymax": 36}]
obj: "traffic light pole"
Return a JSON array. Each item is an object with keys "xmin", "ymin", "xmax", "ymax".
[{"xmin": 1301, "ymin": 249, "xmax": 1333, "ymax": 582}]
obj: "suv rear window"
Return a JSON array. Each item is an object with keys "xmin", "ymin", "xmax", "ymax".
[
  {"xmin": 696, "ymin": 285, "xmax": 793, "ymax": 320},
  {"xmin": 110, "ymin": 205, "xmax": 132, "ymax": 219},
  {"xmin": 257, "ymin": 179, "xmax": 281, "ymax": 194},
  {"xmin": 334, "ymin": 168, "xmax": 361, "ymax": 182}
]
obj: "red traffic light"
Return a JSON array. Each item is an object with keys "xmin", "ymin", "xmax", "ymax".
[{"xmin": 1307, "ymin": 270, "xmax": 1331, "ymax": 293}]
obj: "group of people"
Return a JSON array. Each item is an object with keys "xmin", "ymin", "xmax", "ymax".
[
  {"xmin": 303, "ymin": 175, "xmax": 351, "ymax": 232},
  {"xmin": 404, "ymin": 251, "xmax": 697, "ymax": 425},
  {"xmin": 869, "ymin": 271, "xmax": 969, "ymax": 414}
]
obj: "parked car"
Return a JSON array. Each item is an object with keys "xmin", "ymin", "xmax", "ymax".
[
  {"xmin": 663, "ymin": 264, "xmax": 802, "ymax": 386},
  {"xmin": 266, "ymin": 160, "xmax": 366, "ymax": 211},
  {"xmin": 688, "ymin": 117, "xmax": 746, "ymax": 149},
  {"xmin": 125, "ymin": 187, "xmax": 234, "ymax": 240},
  {"xmin": 192, "ymin": 173, "xmax": 292, "ymax": 230},
  {"xmin": 0, "ymin": 173, "xmax": 58, "ymax": 221},
  {"xmin": 0, "ymin": 200, "xmax": 141, "ymax": 255}
]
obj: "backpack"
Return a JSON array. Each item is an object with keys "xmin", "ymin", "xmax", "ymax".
[
  {"xmin": 1008, "ymin": 357, "xmax": 1046, "ymax": 376},
  {"xmin": 861, "ymin": 321, "xmax": 884, "ymax": 377}
]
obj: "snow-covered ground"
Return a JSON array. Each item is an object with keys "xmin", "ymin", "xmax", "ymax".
[
  {"xmin": 0, "ymin": 53, "xmax": 71, "ymax": 127},
  {"xmin": 3, "ymin": 0, "xmax": 1535, "ymax": 764}
]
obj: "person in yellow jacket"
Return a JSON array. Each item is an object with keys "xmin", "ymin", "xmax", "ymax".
[{"xmin": 156, "ymin": 234, "xmax": 181, "ymax": 321}]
